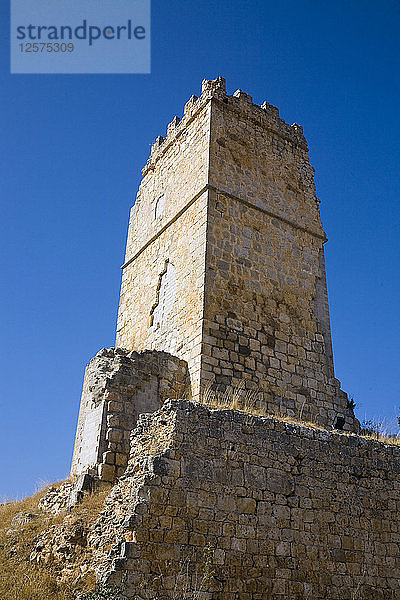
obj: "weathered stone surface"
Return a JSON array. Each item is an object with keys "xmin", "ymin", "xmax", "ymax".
[
  {"xmin": 87, "ymin": 400, "xmax": 400, "ymax": 599},
  {"xmin": 71, "ymin": 348, "xmax": 189, "ymax": 481},
  {"xmin": 115, "ymin": 77, "xmax": 357, "ymax": 431},
  {"xmin": 38, "ymin": 481, "xmax": 75, "ymax": 515},
  {"xmin": 7, "ymin": 511, "xmax": 38, "ymax": 535},
  {"xmin": 65, "ymin": 79, "xmax": 393, "ymax": 598}
]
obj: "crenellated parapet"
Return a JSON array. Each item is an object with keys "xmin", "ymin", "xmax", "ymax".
[
  {"xmin": 143, "ymin": 76, "xmax": 307, "ymax": 176},
  {"xmin": 200, "ymin": 75, "xmax": 227, "ymax": 99}
]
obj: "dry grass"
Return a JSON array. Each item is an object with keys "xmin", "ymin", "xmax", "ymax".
[
  {"xmin": 201, "ymin": 382, "xmax": 326, "ymax": 432},
  {"xmin": 358, "ymin": 430, "xmax": 400, "ymax": 446},
  {"xmin": 202, "ymin": 384, "xmax": 400, "ymax": 444},
  {"xmin": 0, "ymin": 481, "xmax": 110, "ymax": 600}
]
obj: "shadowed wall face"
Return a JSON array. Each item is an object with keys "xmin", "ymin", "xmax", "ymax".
[{"xmin": 202, "ymin": 90, "xmax": 352, "ymax": 429}]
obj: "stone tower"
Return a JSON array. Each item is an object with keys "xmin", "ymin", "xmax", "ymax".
[{"xmin": 116, "ymin": 77, "xmax": 357, "ymax": 431}]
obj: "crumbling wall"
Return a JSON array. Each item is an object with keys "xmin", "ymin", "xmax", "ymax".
[
  {"xmin": 91, "ymin": 400, "xmax": 400, "ymax": 600},
  {"xmin": 70, "ymin": 348, "xmax": 189, "ymax": 482}
]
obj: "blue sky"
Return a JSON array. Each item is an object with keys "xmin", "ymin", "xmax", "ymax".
[{"xmin": 1, "ymin": 0, "xmax": 399, "ymax": 499}]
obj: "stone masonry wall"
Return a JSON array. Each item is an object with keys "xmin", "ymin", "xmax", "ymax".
[
  {"xmin": 70, "ymin": 348, "xmax": 188, "ymax": 482},
  {"xmin": 116, "ymin": 190, "xmax": 208, "ymax": 400},
  {"xmin": 115, "ymin": 77, "xmax": 356, "ymax": 429},
  {"xmin": 90, "ymin": 400, "xmax": 400, "ymax": 600},
  {"xmin": 116, "ymin": 87, "xmax": 213, "ymax": 400},
  {"xmin": 202, "ymin": 186, "xmax": 352, "ymax": 429},
  {"xmin": 200, "ymin": 84, "xmax": 355, "ymax": 431}
]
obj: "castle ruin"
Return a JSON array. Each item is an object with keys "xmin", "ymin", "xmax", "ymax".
[{"xmin": 68, "ymin": 78, "xmax": 400, "ymax": 599}]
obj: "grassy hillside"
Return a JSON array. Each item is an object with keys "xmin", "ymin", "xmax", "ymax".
[{"xmin": 0, "ymin": 482, "xmax": 110, "ymax": 600}]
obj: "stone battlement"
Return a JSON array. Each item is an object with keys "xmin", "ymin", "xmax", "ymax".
[{"xmin": 142, "ymin": 77, "xmax": 307, "ymax": 177}]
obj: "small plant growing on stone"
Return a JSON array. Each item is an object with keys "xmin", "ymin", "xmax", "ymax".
[
  {"xmin": 360, "ymin": 415, "xmax": 400, "ymax": 445},
  {"xmin": 133, "ymin": 545, "xmax": 215, "ymax": 600},
  {"xmin": 347, "ymin": 396, "xmax": 356, "ymax": 410},
  {"xmin": 361, "ymin": 418, "xmax": 386, "ymax": 439},
  {"xmin": 202, "ymin": 381, "xmax": 263, "ymax": 417},
  {"xmin": 351, "ymin": 568, "xmax": 366, "ymax": 600},
  {"xmin": 298, "ymin": 399, "xmax": 306, "ymax": 422}
]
